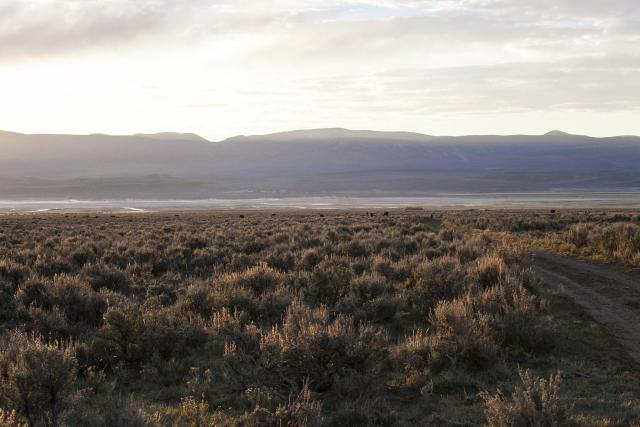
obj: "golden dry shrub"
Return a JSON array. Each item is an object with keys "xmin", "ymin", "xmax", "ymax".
[
  {"xmin": 260, "ymin": 301, "xmax": 388, "ymax": 392},
  {"xmin": 482, "ymin": 369, "xmax": 573, "ymax": 427},
  {"xmin": 428, "ymin": 295, "xmax": 498, "ymax": 371}
]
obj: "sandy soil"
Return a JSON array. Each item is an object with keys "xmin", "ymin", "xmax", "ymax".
[{"xmin": 531, "ymin": 250, "xmax": 640, "ymax": 366}]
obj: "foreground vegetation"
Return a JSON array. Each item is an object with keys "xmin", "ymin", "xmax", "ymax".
[{"xmin": 0, "ymin": 211, "xmax": 638, "ymax": 426}]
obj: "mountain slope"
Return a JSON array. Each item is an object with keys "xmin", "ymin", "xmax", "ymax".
[
  {"xmin": 134, "ymin": 132, "xmax": 210, "ymax": 143},
  {"xmin": 1, "ymin": 129, "xmax": 639, "ymax": 199}
]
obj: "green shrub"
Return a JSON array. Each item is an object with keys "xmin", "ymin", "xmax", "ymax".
[
  {"xmin": 304, "ymin": 260, "xmax": 352, "ymax": 306},
  {"xmin": 97, "ymin": 306, "xmax": 145, "ymax": 367},
  {"xmin": 82, "ymin": 264, "xmax": 130, "ymax": 293}
]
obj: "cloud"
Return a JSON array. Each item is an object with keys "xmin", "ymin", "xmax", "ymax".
[
  {"xmin": 253, "ymin": 52, "xmax": 640, "ymax": 120},
  {"xmin": 1, "ymin": 0, "xmax": 638, "ymax": 64},
  {"xmin": 0, "ymin": 0, "xmax": 639, "ymax": 138},
  {"xmin": 0, "ymin": 0, "xmax": 633, "ymax": 55},
  {"xmin": 375, "ymin": 56, "xmax": 640, "ymax": 114},
  {"xmin": 0, "ymin": 1, "xmax": 165, "ymax": 59}
]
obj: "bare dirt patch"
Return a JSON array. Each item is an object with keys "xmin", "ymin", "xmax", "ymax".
[{"xmin": 532, "ymin": 250, "xmax": 640, "ymax": 366}]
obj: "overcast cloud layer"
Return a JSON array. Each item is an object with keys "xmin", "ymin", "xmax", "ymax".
[{"xmin": 1, "ymin": 0, "xmax": 639, "ymax": 139}]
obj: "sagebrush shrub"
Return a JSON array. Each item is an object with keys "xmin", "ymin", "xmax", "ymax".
[
  {"xmin": 565, "ymin": 223, "xmax": 590, "ymax": 248},
  {"xmin": 468, "ymin": 254, "xmax": 506, "ymax": 289},
  {"xmin": 304, "ymin": 259, "xmax": 352, "ymax": 306},
  {"xmin": 222, "ymin": 263, "xmax": 283, "ymax": 294},
  {"xmin": 410, "ymin": 256, "xmax": 465, "ymax": 311},
  {"xmin": 260, "ymin": 301, "xmax": 388, "ymax": 392},
  {"xmin": 0, "ymin": 259, "xmax": 26, "ymax": 287},
  {"xmin": 428, "ymin": 295, "xmax": 498, "ymax": 371},
  {"xmin": 478, "ymin": 277, "xmax": 552, "ymax": 353},
  {"xmin": 298, "ymin": 248, "xmax": 324, "ymax": 271},
  {"xmin": 482, "ymin": 369, "xmax": 573, "ymax": 427},
  {"xmin": 0, "ymin": 333, "xmax": 78, "ymax": 427}
]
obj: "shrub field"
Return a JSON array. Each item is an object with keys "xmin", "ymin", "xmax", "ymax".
[{"xmin": 0, "ymin": 211, "xmax": 638, "ymax": 426}]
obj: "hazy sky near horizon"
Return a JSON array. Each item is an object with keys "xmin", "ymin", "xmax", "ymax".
[{"xmin": 1, "ymin": 0, "xmax": 639, "ymax": 140}]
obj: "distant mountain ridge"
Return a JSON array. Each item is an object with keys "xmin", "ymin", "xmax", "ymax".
[
  {"xmin": 224, "ymin": 128, "xmax": 434, "ymax": 142},
  {"xmin": 544, "ymin": 130, "xmax": 575, "ymax": 136},
  {"xmin": 1, "ymin": 128, "xmax": 639, "ymax": 199},
  {"xmin": 134, "ymin": 132, "xmax": 210, "ymax": 143}
]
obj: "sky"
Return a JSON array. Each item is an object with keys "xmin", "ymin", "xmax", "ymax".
[{"xmin": 0, "ymin": 0, "xmax": 639, "ymax": 141}]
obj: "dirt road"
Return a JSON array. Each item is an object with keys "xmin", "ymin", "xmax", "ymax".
[{"xmin": 531, "ymin": 250, "xmax": 640, "ymax": 366}]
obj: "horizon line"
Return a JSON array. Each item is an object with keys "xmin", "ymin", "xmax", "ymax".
[{"xmin": 2, "ymin": 127, "xmax": 639, "ymax": 143}]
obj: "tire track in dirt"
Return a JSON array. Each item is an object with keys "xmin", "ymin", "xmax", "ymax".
[{"xmin": 531, "ymin": 250, "xmax": 640, "ymax": 366}]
